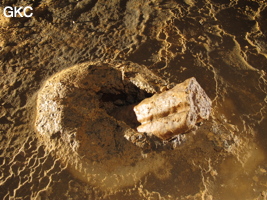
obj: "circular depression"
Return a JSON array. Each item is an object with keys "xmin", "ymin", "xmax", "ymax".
[{"xmin": 34, "ymin": 61, "xmax": 169, "ymax": 190}]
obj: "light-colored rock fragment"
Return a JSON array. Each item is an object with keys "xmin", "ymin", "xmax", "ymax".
[{"xmin": 134, "ymin": 77, "xmax": 212, "ymax": 140}]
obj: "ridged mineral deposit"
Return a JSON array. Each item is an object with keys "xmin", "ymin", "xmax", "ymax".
[{"xmin": 134, "ymin": 77, "xmax": 212, "ymax": 140}]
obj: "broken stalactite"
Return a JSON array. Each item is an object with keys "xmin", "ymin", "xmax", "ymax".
[{"xmin": 134, "ymin": 77, "xmax": 212, "ymax": 141}]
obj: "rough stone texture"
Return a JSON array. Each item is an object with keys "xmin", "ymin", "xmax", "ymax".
[
  {"xmin": 34, "ymin": 61, "xmax": 170, "ymax": 190},
  {"xmin": 0, "ymin": 0, "xmax": 267, "ymax": 199},
  {"xmin": 134, "ymin": 77, "xmax": 212, "ymax": 140}
]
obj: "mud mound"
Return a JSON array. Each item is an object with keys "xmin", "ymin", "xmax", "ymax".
[
  {"xmin": 1, "ymin": 0, "xmax": 267, "ymax": 199},
  {"xmin": 34, "ymin": 61, "xmax": 170, "ymax": 190}
]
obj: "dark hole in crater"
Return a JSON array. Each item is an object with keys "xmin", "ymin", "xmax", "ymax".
[{"xmin": 97, "ymin": 84, "xmax": 153, "ymax": 130}]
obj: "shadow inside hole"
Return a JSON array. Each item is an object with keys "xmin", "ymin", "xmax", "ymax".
[{"xmin": 98, "ymin": 83, "xmax": 153, "ymax": 130}]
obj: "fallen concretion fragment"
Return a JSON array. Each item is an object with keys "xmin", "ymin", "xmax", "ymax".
[
  {"xmin": 134, "ymin": 77, "xmax": 212, "ymax": 141},
  {"xmin": 34, "ymin": 61, "xmax": 172, "ymax": 190},
  {"xmin": 34, "ymin": 60, "xmax": 212, "ymax": 192}
]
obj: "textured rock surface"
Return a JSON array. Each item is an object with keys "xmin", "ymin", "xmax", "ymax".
[
  {"xmin": 34, "ymin": 61, "xmax": 170, "ymax": 190},
  {"xmin": 134, "ymin": 77, "xmax": 212, "ymax": 140},
  {"xmin": 0, "ymin": 0, "xmax": 267, "ymax": 199}
]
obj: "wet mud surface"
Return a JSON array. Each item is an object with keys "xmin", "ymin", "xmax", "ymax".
[{"xmin": 0, "ymin": 0, "xmax": 267, "ymax": 199}]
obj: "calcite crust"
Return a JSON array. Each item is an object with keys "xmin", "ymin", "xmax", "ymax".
[
  {"xmin": 34, "ymin": 61, "xmax": 171, "ymax": 190},
  {"xmin": 134, "ymin": 77, "xmax": 212, "ymax": 140}
]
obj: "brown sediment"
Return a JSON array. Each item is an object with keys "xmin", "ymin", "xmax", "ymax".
[
  {"xmin": 34, "ymin": 61, "xmax": 170, "ymax": 190},
  {"xmin": 0, "ymin": 0, "xmax": 267, "ymax": 199}
]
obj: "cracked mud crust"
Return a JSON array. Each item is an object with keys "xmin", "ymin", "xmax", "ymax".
[{"xmin": 0, "ymin": 0, "xmax": 267, "ymax": 199}]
